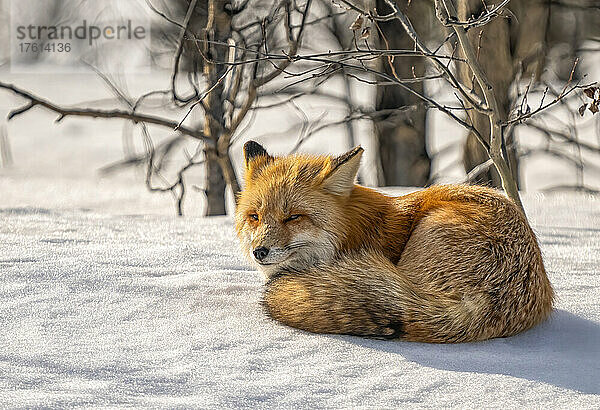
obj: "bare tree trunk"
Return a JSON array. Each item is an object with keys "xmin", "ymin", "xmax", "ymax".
[
  {"xmin": 457, "ymin": 0, "xmax": 549, "ymax": 188},
  {"xmin": 199, "ymin": 0, "xmax": 231, "ymax": 215},
  {"xmin": 457, "ymin": 0, "xmax": 513, "ymax": 187},
  {"xmin": 172, "ymin": 0, "xmax": 233, "ymax": 215},
  {"xmin": 546, "ymin": 2, "xmax": 591, "ymax": 81},
  {"xmin": 205, "ymin": 153, "xmax": 227, "ymax": 215},
  {"xmin": 375, "ymin": 0, "xmax": 431, "ymax": 187},
  {"xmin": 0, "ymin": 124, "xmax": 12, "ymax": 167},
  {"xmin": 327, "ymin": 7, "xmax": 364, "ymax": 183}
]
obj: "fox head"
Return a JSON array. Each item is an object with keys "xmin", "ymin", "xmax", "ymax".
[{"xmin": 235, "ymin": 141, "xmax": 363, "ymax": 277}]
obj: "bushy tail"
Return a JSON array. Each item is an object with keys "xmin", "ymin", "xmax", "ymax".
[{"xmin": 263, "ymin": 250, "xmax": 484, "ymax": 343}]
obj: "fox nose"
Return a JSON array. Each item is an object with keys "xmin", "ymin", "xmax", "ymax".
[{"xmin": 253, "ymin": 246, "xmax": 269, "ymax": 261}]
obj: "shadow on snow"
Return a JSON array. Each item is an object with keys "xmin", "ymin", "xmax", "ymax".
[{"xmin": 345, "ymin": 309, "xmax": 600, "ymax": 394}]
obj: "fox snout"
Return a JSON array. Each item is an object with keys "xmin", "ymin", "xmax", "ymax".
[
  {"xmin": 250, "ymin": 244, "xmax": 290, "ymax": 266},
  {"xmin": 253, "ymin": 246, "xmax": 269, "ymax": 262}
]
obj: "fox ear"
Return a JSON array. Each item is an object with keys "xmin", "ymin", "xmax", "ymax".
[
  {"xmin": 243, "ymin": 140, "xmax": 273, "ymax": 170},
  {"xmin": 244, "ymin": 140, "xmax": 270, "ymax": 166},
  {"xmin": 322, "ymin": 146, "xmax": 363, "ymax": 196}
]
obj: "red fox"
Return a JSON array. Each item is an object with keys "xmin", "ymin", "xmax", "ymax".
[{"xmin": 235, "ymin": 141, "xmax": 554, "ymax": 343}]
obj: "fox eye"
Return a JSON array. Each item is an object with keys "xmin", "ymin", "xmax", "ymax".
[
  {"xmin": 249, "ymin": 213, "xmax": 259, "ymax": 221},
  {"xmin": 284, "ymin": 214, "xmax": 302, "ymax": 223}
]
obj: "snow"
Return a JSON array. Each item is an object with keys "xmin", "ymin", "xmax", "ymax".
[{"xmin": 0, "ymin": 192, "xmax": 599, "ymax": 407}]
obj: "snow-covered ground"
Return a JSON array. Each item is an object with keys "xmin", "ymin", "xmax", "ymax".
[
  {"xmin": 1, "ymin": 68, "xmax": 600, "ymax": 407},
  {"xmin": 0, "ymin": 192, "xmax": 599, "ymax": 407}
]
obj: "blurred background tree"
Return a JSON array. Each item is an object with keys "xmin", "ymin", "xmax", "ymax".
[{"xmin": 1, "ymin": 0, "xmax": 599, "ymax": 215}]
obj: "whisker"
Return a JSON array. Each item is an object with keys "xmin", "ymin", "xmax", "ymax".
[{"xmin": 285, "ymin": 242, "xmax": 309, "ymax": 250}]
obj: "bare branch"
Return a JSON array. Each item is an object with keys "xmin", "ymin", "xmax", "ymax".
[
  {"xmin": 435, "ymin": 0, "xmax": 511, "ymax": 29},
  {"xmin": 176, "ymin": 65, "xmax": 234, "ymax": 130},
  {"xmin": 171, "ymin": 0, "xmax": 200, "ymax": 104},
  {"xmin": 337, "ymin": 0, "xmax": 490, "ymax": 113},
  {"xmin": 437, "ymin": 0, "xmax": 525, "ymax": 213},
  {"xmin": 0, "ymin": 82, "xmax": 210, "ymax": 142}
]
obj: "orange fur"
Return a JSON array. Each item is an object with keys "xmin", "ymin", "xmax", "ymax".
[{"xmin": 235, "ymin": 142, "xmax": 554, "ymax": 343}]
